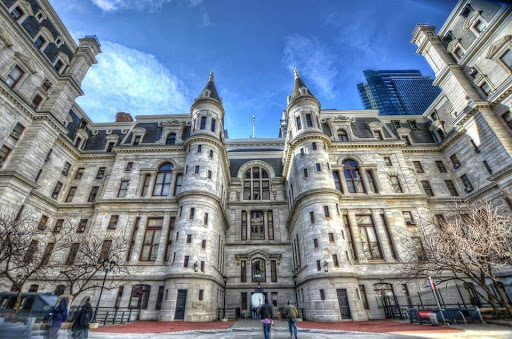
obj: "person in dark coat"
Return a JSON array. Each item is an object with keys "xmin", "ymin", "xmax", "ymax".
[
  {"xmin": 49, "ymin": 296, "xmax": 69, "ymax": 339},
  {"xmin": 71, "ymin": 297, "xmax": 92, "ymax": 339},
  {"xmin": 257, "ymin": 297, "xmax": 274, "ymax": 339}
]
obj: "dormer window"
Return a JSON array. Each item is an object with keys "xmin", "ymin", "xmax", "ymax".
[
  {"xmin": 35, "ymin": 11, "xmax": 44, "ymax": 22},
  {"xmin": 55, "ymin": 38, "xmax": 63, "ymax": 47},
  {"xmin": 133, "ymin": 135, "xmax": 141, "ymax": 146},
  {"xmin": 374, "ymin": 130, "xmax": 383, "ymax": 140},
  {"xmin": 74, "ymin": 137, "xmax": 82, "ymax": 148},
  {"xmin": 407, "ymin": 120, "xmax": 419, "ymax": 130},
  {"xmin": 32, "ymin": 94, "xmax": 43, "ymax": 109},
  {"xmin": 453, "ymin": 47, "xmax": 464, "ymax": 60},
  {"xmin": 10, "ymin": 6, "xmax": 24, "ymax": 20},
  {"xmin": 431, "ymin": 111, "xmax": 439, "ymax": 121},
  {"xmin": 391, "ymin": 120, "xmax": 401, "ymax": 130},
  {"xmin": 473, "ymin": 19, "xmax": 485, "ymax": 33},
  {"xmin": 54, "ymin": 59, "xmax": 65, "ymax": 74},
  {"xmin": 165, "ymin": 133, "xmax": 176, "ymax": 145},
  {"xmin": 337, "ymin": 129, "xmax": 349, "ymax": 141},
  {"xmin": 35, "ymin": 36, "xmax": 46, "ymax": 49},
  {"xmin": 106, "ymin": 142, "xmax": 115, "ymax": 152},
  {"xmin": 460, "ymin": 4, "xmax": 473, "ymax": 18},
  {"xmin": 500, "ymin": 50, "xmax": 512, "ymax": 71}
]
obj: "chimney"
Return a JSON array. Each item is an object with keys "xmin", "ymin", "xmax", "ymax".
[{"xmin": 115, "ymin": 112, "xmax": 133, "ymax": 122}]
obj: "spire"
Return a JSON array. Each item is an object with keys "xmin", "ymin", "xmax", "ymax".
[
  {"xmin": 290, "ymin": 67, "xmax": 315, "ymax": 100},
  {"xmin": 195, "ymin": 71, "xmax": 221, "ymax": 104}
]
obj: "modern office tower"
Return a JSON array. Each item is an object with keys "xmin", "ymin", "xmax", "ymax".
[{"xmin": 357, "ymin": 70, "xmax": 441, "ymax": 115}]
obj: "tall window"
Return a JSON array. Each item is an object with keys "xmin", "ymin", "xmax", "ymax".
[
  {"xmin": 271, "ymin": 260, "xmax": 277, "ymax": 282},
  {"xmin": 153, "ymin": 163, "xmax": 173, "ymax": 196},
  {"xmin": 0, "ymin": 146, "xmax": 11, "ymax": 168},
  {"xmin": 88, "ymin": 186, "xmax": 99, "ymax": 202},
  {"xmin": 200, "ymin": 116, "xmax": 207, "ymax": 129},
  {"xmin": 252, "ymin": 258, "xmax": 266, "ymax": 282},
  {"xmin": 359, "ymin": 285, "xmax": 369, "ymax": 309},
  {"xmin": 126, "ymin": 218, "xmax": 140, "ymax": 261},
  {"xmin": 356, "ymin": 215, "xmax": 382, "ymax": 260},
  {"xmin": 267, "ymin": 211, "xmax": 274, "ymax": 240},
  {"xmin": 390, "ymin": 176, "xmax": 403, "ymax": 193},
  {"xmin": 333, "ymin": 171, "xmax": 343, "ymax": 193},
  {"xmin": 460, "ymin": 174, "xmax": 474, "ymax": 193},
  {"xmin": 98, "ymin": 240, "xmax": 112, "ymax": 262},
  {"xmin": 421, "ymin": 181, "xmax": 434, "ymax": 197},
  {"xmin": 305, "ymin": 114, "xmax": 313, "ymax": 127},
  {"xmin": 445, "ymin": 180, "xmax": 459, "ymax": 196},
  {"xmin": 241, "ymin": 211, "xmax": 247, "ymax": 240},
  {"xmin": 166, "ymin": 133, "xmax": 176, "ymax": 145},
  {"xmin": 141, "ymin": 174, "xmax": 151, "ymax": 196},
  {"xmin": 343, "ymin": 160, "xmax": 365, "ymax": 193},
  {"xmin": 250, "ymin": 211, "xmax": 265, "ymax": 240},
  {"xmin": 6, "ymin": 65, "xmax": 24, "ymax": 88},
  {"xmin": 436, "ymin": 161, "xmax": 447, "ymax": 173},
  {"xmin": 118, "ymin": 180, "xmax": 129, "ymax": 197},
  {"xmin": 295, "ymin": 116, "xmax": 302, "ymax": 130},
  {"xmin": 173, "ymin": 174, "xmax": 183, "ymax": 195},
  {"xmin": 366, "ymin": 171, "xmax": 378, "ymax": 193},
  {"xmin": 140, "ymin": 218, "xmax": 163, "ymax": 261},
  {"xmin": 343, "ymin": 215, "xmax": 357, "ymax": 260},
  {"xmin": 241, "ymin": 260, "xmax": 247, "ymax": 282},
  {"xmin": 211, "ymin": 118, "xmax": 216, "ymax": 132},
  {"xmin": 243, "ymin": 166, "xmax": 270, "ymax": 200},
  {"xmin": 52, "ymin": 182, "xmax": 63, "ymax": 199},
  {"xmin": 129, "ymin": 284, "xmax": 151, "ymax": 309},
  {"xmin": 337, "ymin": 129, "xmax": 349, "ymax": 141}
]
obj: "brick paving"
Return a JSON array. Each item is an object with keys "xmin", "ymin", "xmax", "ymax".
[
  {"xmin": 91, "ymin": 320, "xmax": 235, "ymax": 333},
  {"xmin": 91, "ymin": 319, "xmax": 464, "ymax": 335}
]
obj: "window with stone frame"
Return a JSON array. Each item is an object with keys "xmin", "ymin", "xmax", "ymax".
[
  {"xmin": 295, "ymin": 116, "xmax": 302, "ymax": 130},
  {"xmin": 140, "ymin": 217, "xmax": 163, "ymax": 261},
  {"xmin": 164, "ymin": 223, "xmax": 173, "ymax": 261},
  {"xmin": 66, "ymin": 243, "xmax": 80, "ymax": 265},
  {"xmin": 75, "ymin": 168, "xmax": 84, "ymax": 179},
  {"xmin": 241, "ymin": 292, "xmax": 248, "ymax": 309},
  {"xmin": 118, "ymin": 180, "xmax": 129, "ymax": 197},
  {"xmin": 479, "ymin": 80, "xmax": 491, "ymax": 96},
  {"xmin": 108, "ymin": 215, "xmax": 119, "ymax": 229},
  {"xmin": 10, "ymin": 123, "xmax": 24, "ymax": 141},
  {"xmin": 502, "ymin": 111, "xmax": 512, "ymax": 129},
  {"xmin": 141, "ymin": 174, "xmax": 151, "ymax": 196},
  {"xmin": 32, "ymin": 94, "xmax": 44, "ymax": 109},
  {"xmin": 24, "ymin": 240, "xmax": 38, "ymax": 264},
  {"xmin": 402, "ymin": 211, "xmax": 415, "ymax": 226},
  {"xmin": 173, "ymin": 174, "xmax": 183, "ymax": 195},
  {"xmin": 126, "ymin": 217, "xmax": 140, "ymax": 261},
  {"xmin": 98, "ymin": 240, "xmax": 112, "ymax": 262},
  {"xmin": 337, "ymin": 129, "xmax": 349, "ymax": 141},
  {"xmin": 251, "ymin": 258, "xmax": 266, "ymax": 282},
  {"xmin": 450, "ymin": 154, "xmax": 461, "ymax": 169},
  {"xmin": 153, "ymin": 163, "xmax": 173, "ymax": 196},
  {"xmin": 359, "ymin": 285, "xmax": 369, "ymax": 309},
  {"xmin": 52, "ymin": 182, "xmax": 63, "ymax": 199},
  {"xmin": 366, "ymin": 170, "xmax": 378, "ymax": 193},
  {"xmin": 343, "ymin": 159, "xmax": 366, "ymax": 193},
  {"xmin": 332, "ymin": 254, "xmax": 339, "ymax": 267},
  {"xmin": 241, "ymin": 211, "xmax": 247, "ymax": 240},
  {"xmin": 96, "ymin": 167, "xmax": 106, "ymax": 179},
  {"xmin": 384, "ymin": 157, "xmax": 392, "ymax": 166},
  {"xmin": 421, "ymin": 180, "xmax": 435, "ymax": 197},
  {"xmin": 270, "ymin": 260, "xmax": 277, "ymax": 282},
  {"xmin": 445, "ymin": 180, "xmax": 459, "ymax": 196},
  {"xmin": 374, "ymin": 130, "xmax": 384, "ymax": 140},
  {"xmin": 88, "ymin": 186, "xmax": 99, "ymax": 202},
  {"xmin": 77, "ymin": 219, "xmax": 88, "ymax": 233},
  {"xmin": 460, "ymin": 174, "xmax": 474, "ymax": 193},
  {"xmin": 343, "ymin": 215, "xmax": 357, "ymax": 260},
  {"xmin": 10, "ymin": 5, "xmax": 24, "ymax": 20},
  {"xmin": 106, "ymin": 142, "xmax": 115, "ymax": 153},
  {"xmin": 389, "ymin": 176, "xmax": 402, "ymax": 193},
  {"xmin": 65, "ymin": 187, "xmax": 77, "ymax": 202},
  {"xmin": 53, "ymin": 219, "xmax": 64, "ymax": 233},
  {"xmin": 250, "ymin": 211, "xmax": 265, "ymax": 240},
  {"xmin": 129, "ymin": 284, "xmax": 151, "ymax": 309},
  {"xmin": 267, "ymin": 211, "xmax": 274, "ymax": 240},
  {"xmin": 165, "ymin": 133, "xmax": 176, "ymax": 145},
  {"xmin": 333, "ymin": 171, "xmax": 343, "ymax": 193},
  {"xmin": 411, "ymin": 237, "xmax": 427, "ymax": 261},
  {"xmin": 241, "ymin": 260, "xmax": 247, "ymax": 282},
  {"xmin": 6, "ymin": 65, "xmax": 24, "ymax": 88},
  {"xmin": 243, "ymin": 166, "xmax": 270, "ymax": 200},
  {"xmin": 500, "ymin": 49, "xmax": 512, "ymax": 70},
  {"xmin": 435, "ymin": 160, "xmax": 447, "ymax": 173},
  {"xmin": 38, "ymin": 215, "xmax": 49, "ymax": 230},
  {"xmin": 155, "ymin": 286, "xmax": 164, "ymax": 309},
  {"xmin": 356, "ymin": 215, "xmax": 382, "ymax": 260},
  {"xmin": 412, "ymin": 161, "xmax": 424, "ymax": 173}
]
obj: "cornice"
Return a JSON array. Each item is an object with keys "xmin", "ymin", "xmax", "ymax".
[
  {"xmin": 56, "ymin": 135, "xmax": 81, "ymax": 160},
  {"xmin": 0, "ymin": 170, "xmax": 38, "ymax": 190},
  {"xmin": 114, "ymin": 145, "xmax": 185, "ymax": 153}
]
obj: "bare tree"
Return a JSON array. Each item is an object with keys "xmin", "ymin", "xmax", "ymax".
[
  {"xmin": 57, "ymin": 231, "xmax": 131, "ymax": 303},
  {"xmin": 397, "ymin": 199, "xmax": 512, "ymax": 316},
  {"xmin": 0, "ymin": 207, "xmax": 74, "ymax": 312}
]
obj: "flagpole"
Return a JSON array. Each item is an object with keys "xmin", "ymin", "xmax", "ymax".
[{"xmin": 428, "ymin": 276, "xmax": 446, "ymax": 325}]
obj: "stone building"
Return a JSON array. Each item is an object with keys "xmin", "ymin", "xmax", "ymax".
[{"xmin": 0, "ymin": 0, "xmax": 511, "ymax": 322}]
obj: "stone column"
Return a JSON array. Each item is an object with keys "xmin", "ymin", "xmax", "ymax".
[
  {"xmin": 340, "ymin": 172, "xmax": 349, "ymax": 194},
  {"xmin": 155, "ymin": 214, "xmax": 171, "ymax": 265},
  {"xmin": 371, "ymin": 210, "xmax": 393, "ymax": 262},
  {"xmin": 347, "ymin": 212, "xmax": 366, "ymax": 262},
  {"xmin": 360, "ymin": 169, "xmax": 372, "ymax": 194}
]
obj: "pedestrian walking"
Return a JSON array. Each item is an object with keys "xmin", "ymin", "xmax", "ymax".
[
  {"xmin": 283, "ymin": 301, "xmax": 299, "ymax": 339},
  {"xmin": 48, "ymin": 295, "xmax": 69, "ymax": 339},
  {"xmin": 71, "ymin": 297, "xmax": 92, "ymax": 339},
  {"xmin": 257, "ymin": 297, "xmax": 274, "ymax": 339}
]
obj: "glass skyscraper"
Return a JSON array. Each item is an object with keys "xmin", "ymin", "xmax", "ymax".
[{"xmin": 357, "ymin": 70, "xmax": 441, "ymax": 115}]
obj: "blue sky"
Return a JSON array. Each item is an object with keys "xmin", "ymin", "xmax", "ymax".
[{"xmin": 50, "ymin": 0, "xmax": 457, "ymax": 138}]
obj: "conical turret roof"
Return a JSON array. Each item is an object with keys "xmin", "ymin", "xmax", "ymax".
[
  {"xmin": 290, "ymin": 68, "xmax": 315, "ymax": 99},
  {"xmin": 195, "ymin": 71, "xmax": 221, "ymax": 103}
]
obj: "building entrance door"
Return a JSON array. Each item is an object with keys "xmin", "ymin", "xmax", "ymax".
[
  {"xmin": 336, "ymin": 289, "xmax": 352, "ymax": 319},
  {"xmin": 250, "ymin": 292, "xmax": 266, "ymax": 318},
  {"xmin": 174, "ymin": 289, "xmax": 187, "ymax": 320}
]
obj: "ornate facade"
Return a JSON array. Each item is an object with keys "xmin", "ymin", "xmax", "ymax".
[{"xmin": 0, "ymin": 0, "xmax": 511, "ymax": 322}]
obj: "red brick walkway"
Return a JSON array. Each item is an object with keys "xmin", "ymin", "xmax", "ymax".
[
  {"xmin": 299, "ymin": 320, "xmax": 464, "ymax": 334},
  {"xmin": 92, "ymin": 321, "xmax": 235, "ymax": 333}
]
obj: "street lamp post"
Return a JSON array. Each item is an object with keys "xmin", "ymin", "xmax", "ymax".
[
  {"xmin": 222, "ymin": 276, "xmax": 227, "ymax": 319},
  {"xmin": 92, "ymin": 259, "xmax": 116, "ymax": 323}
]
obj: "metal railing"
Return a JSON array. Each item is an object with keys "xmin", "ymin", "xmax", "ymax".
[{"xmin": 69, "ymin": 306, "xmax": 140, "ymax": 325}]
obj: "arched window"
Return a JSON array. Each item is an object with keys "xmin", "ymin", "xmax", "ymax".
[
  {"xmin": 165, "ymin": 133, "xmax": 176, "ymax": 145},
  {"xmin": 251, "ymin": 258, "xmax": 266, "ymax": 282},
  {"xmin": 243, "ymin": 166, "xmax": 270, "ymax": 200},
  {"xmin": 337, "ymin": 129, "xmax": 349, "ymax": 141},
  {"xmin": 343, "ymin": 160, "xmax": 366, "ymax": 193},
  {"xmin": 153, "ymin": 163, "xmax": 173, "ymax": 196}
]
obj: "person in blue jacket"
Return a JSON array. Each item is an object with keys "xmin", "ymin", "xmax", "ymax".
[{"xmin": 49, "ymin": 296, "xmax": 69, "ymax": 339}]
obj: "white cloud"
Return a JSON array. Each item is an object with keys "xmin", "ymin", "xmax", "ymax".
[
  {"xmin": 283, "ymin": 35, "xmax": 338, "ymax": 99},
  {"xmin": 76, "ymin": 41, "xmax": 192, "ymax": 122},
  {"xmin": 90, "ymin": 0, "xmax": 203, "ymax": 12}
]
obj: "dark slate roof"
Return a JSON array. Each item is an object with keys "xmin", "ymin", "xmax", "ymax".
[
  {"xmin": 229, "ymin": 158, "xmax": 283, "ymax": 178},
  {"xmin": 201, "ymin": 80, "xmax": 220, "ymax": 101},
  {"xmin": 228, "ymin": 148, "xmax": 283, "ymax": 153},
  {"xmin": 384, "ymin": 123, "xmax": 398, "ymax": 138},
  {"xmin": 137, "ymin": 123, "xmax": 162, "ymax": 144},
  {"xmin": 65, "ymin": 110, "xmax": 82, "ymax": 141},
  {"xmin": 352, "ymin": 118, "xmax": 380, "ymax": 138},
  {"xmin": 291, "ymin": 76, "xmax": 315, "ymax": 100},
  {"xmin": 181, "ymin": 125, "xmax": 191, "ymax": 141},
  {"xmin": 410, "ymin": 122, "xmax": 436, "ymax": 144},
  {"xmin": 83, "ymin": 130, "xmax": 123, "ymax": 151},
  {"xmin": 321, "ymin": 122, "xmax": 332, "ymax": 137}
]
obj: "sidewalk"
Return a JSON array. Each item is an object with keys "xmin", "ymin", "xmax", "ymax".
[{"xmin": 91, "ymin": 320, "xmax": 235, "ymax": 334}]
